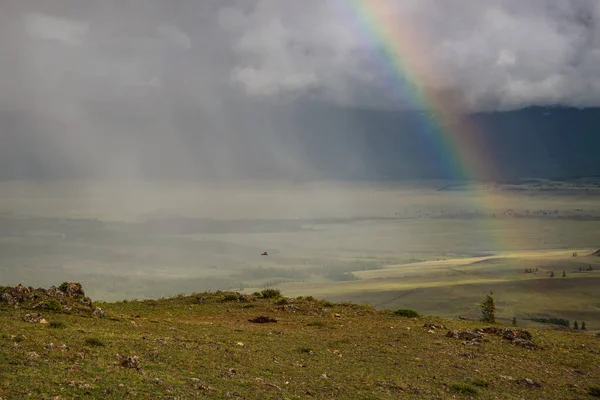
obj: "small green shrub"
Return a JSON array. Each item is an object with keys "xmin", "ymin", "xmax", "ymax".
[
  {"xmin": 222, "ymin": 293, "xmax": 240, "ymax": 302},
  {"xmin": 13, "ymin": 334, "xmax": 25, "ymax": 343},
  {"xmin": 84, "ymin": 338, "xmax": 105, "ymax": 347},
  {"xmin": 305, "ymin": 296, "xmax": 315, "ymax": 302},
  {"xmin": 322, "ymin": 300, "xmax": 335, "ymax": 307},
  {"xmin": 260, "ymin": 288, "xmax": 281, "ymax": 299},
  {"xmin": 58, "ymin": 282, "xmax": 69, "ymax": 292},
  {"xmin": 393, "ymin": 309, "xmax": 420, "ymax": 318},
  {"xmin": 275, "ymin": 298, "xmax": 289, "ymax": 306},
  {"xmin": 48, "ymin": 321, "xmax": 66, "ymax": 329},
  {"xmin": 589, "ymin": 387, "xmax": 600, "ymax": 397},
  {"xmin": 253, "ymin": 291, "xmax": 262, "ymax": 298},
  {"xmin": 44, "ymin": 299, "xmax": 62, "ymax": 312},
  {"xmin": 471, "ymin": 378, "xmax": 489, "ymax": 388},
  {"xmin": 450, "ymin": 382, "xmax": 478, "ymax": 395},
  {"xmin": 307, "ymin": 321, "xmax": 324, "ymax": 327}
]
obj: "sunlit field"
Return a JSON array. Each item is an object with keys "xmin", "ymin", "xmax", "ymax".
[{"xmin": 1, "ymin": 179, "xmax": 600, "ymax": 329}]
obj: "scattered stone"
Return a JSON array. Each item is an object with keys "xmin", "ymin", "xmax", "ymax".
[
  {"xmin": 45, "ymin": 343, "xmax": 55, "ymax": 349},
  {"xmin": 39, "ymin": 318, "xmax": 48, "ymax": 324},
  {"xmin": 513, "ymin": 338, "xmax": 537, "ymax": 349},
  {"xmin": 427, "ymin": 329, "xmax": 435, "ymax": 334},
  {"xmin": 116, "ymin": 354, "xmax": 141, "ymax": 370},
  {"xmin": 154, "ymin": 378, "xmax": 164, "ymax": 385},
  {"xmin": 190, "ymin": 378, "xmax": 202, "ymax": 383},
  {"xmin": 236, "ymin": 342, "xmax": 245, "ymax": 347},
  {"xmin": 248, "ymin": 316, "xmax": 277, "ymax": 324},
  {"xmin": 1, "ymin": 292, "xmax": 13, "ymax": 304},
  {"xmin": 26, "ymin": 351, "xmax": 40, "ymax": 360},
  {"xmin": 517, "ymin": 378, "xmax": 542, "ymax": 388},
  {"xmin": 424, "ymin": 323, "xmax": 446, "ymax": 330},
  {"xmin": 446, "ymin": 330, "xmax": 482, "ymax": 341},
  {"xmin": 480, "ymin": 327, "xmax": 537, "ymax": 349},
  {"xmin": 93, "ymin": 307, "xmax": 106, "ymax": 318},
  {"xmin": 462, "ymin": 341, "xmax": 481, "ymax": 347},
  {"xmin": 321, "ymin": 374, "xmax": 329, "ymax": 379},
  {"xmin": 499, "ymin": 375, "xmax": 514, "ymax": 381},
  {"xmin": 334, "ymin": 313, "xmax": 342, "ymax": 318},
  {"xmin": 480, "ymin": 327, "xmax": 503, "ymax": 335},
  {"xmin": 22, "ymin": 313, "xmax": 44, "ymax": 323},
  {"xmin": 198, "ymin": 383, "xmax": 214, "ymax": 392},
  {"xmin": 46, "ymin": 286, "xmax": 59, "ymax": 296}
]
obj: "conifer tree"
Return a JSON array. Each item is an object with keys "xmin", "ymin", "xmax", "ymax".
[
  {"xmin": 581, "ymin": 321, "xmax": 587, "ymax": 330},
  {"xmin": 574, "ymin": 321, "xmax": 579, "ymax": 330},
  {"xmin": 480, "ymin": 291, "xmax": 496, "ymax": 323}
]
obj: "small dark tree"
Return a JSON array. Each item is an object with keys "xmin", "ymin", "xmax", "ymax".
[
  {"xmin": 480, "ymin": 291, "xmax": 496, "ymax": 324},
  {"xmin": 512, "ymin": 317, "xmax": 517, "ymax": 326},
  {"xmin": 573, "ymin": 252, "xmax": 578, "ymax": 257},
  {"xmin": 574, "ymin": 321, "xmax": 579, "ymax": 330},
  {"xmin": 562, "ymin": 270, "xmax": 566, "ymax": 277},
  {"xmin": 581, "ymin": 321, "xmax": 587, "ymax": 330},
  {"xmin": 550, "ymin": 271, "xmax": 555, "ymax": 277}
]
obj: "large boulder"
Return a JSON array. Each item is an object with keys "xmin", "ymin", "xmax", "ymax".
[{"xmin": 64, "ymin": 282, "xmax": 85, "ymax": 298}]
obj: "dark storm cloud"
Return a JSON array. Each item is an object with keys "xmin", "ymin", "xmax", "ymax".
[{"xmin": 1, "ymin": 0, "xmax": 599, "ymax": 180}]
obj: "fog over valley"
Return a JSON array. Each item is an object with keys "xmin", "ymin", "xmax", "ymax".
[{"xmin": 1, "ymin": 0, "xmax": 600, "ymax": 321}]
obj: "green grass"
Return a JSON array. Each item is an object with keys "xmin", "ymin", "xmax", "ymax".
[
  {"xmin": 450, "ymin": 382, "xmax": 478, "ymax": 396},
  {"xmin": 84, "ymin": 337, "xmax": 106, "ymax": 347},
  {"xmin": 48, "ymin": 320, "xmax": 66, "ymax": 329},
  {"xmin": 2, "ymin": 290, "xmax": 599, "ymax": 399}
]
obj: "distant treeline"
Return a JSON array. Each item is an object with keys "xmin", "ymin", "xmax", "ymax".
[{"xmin": 526, "ymin": 317, "xmax": 570, "ymax": 327}]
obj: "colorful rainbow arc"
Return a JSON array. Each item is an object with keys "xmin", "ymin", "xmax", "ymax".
[
  {"xmin": 336, "ymin": 0, "xmax": 527, "ymax": 251},
  {"xmin": 340, "ymin": 0, "xmax": 499, "ymax": 182}
]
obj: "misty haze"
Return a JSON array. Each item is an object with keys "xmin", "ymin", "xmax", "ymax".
[{"xmin": 2, "ymin": 0, "xmax": 600, "ymax": 328}]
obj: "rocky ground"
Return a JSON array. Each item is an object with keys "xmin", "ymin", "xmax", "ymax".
[{"xmin": 1, "ymin": 284, "xmax": 600, "ymax": 399}]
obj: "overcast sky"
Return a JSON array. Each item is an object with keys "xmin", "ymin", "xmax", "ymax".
[{"xmin": 1, "ymin": 0, "xmax": 600, "ymax": 180}]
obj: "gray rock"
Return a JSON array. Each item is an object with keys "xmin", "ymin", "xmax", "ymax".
[{"xmin": 93, "ymin": 307, "xmax": 106, "ymax": 318}]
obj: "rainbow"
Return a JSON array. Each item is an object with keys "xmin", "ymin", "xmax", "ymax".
[
  {"xmin": 334, "ymin": 0, "xmax": 523, "ymax": 251},
  {"xmin": 337, "ymin": 0, "xmax": 499, "ymax": 182}
]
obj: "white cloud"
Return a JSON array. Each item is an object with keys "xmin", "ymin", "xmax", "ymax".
[
  {"xmin": 221, "ymin": 0, "xmax": 600, "ymax": 111},
  {"xmin": 5, "ymin": 0, "xmax": 600, "ymax": 113}
]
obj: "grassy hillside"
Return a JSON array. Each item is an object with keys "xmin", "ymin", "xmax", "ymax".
[{"xmin": 1, "ymin": 285, "xmax": 600, "ymax": 399}]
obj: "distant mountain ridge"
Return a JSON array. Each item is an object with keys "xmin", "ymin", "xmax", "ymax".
[{"xmin": 1, "ymin": 104, "xmax": 599, "ymax": 181}]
